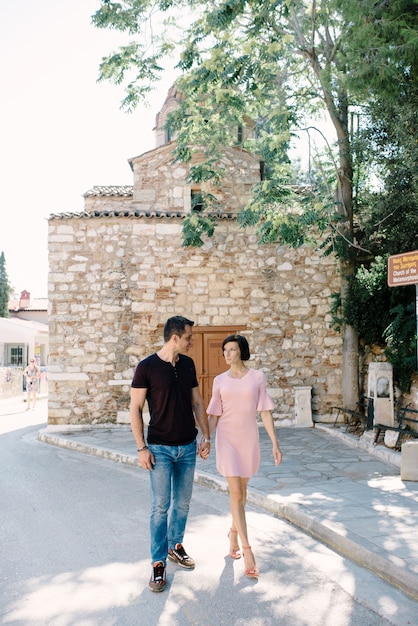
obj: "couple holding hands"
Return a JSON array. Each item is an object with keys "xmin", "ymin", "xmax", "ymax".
[{"xmin": 130, "ymin": 316, "xmax": 282, "ymax": 592}]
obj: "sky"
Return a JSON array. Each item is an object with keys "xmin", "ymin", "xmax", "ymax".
[
  {"xmin": 0, "ymin": 0, "xmax": 329, "ymax": 300},
  {"xmin": 0, "ymin": 0, "xmax": 177, "ymax": 298}
]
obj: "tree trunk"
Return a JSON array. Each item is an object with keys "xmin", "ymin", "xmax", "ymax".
[
  {"xmin": 322, "ymin": 84, "xmax": 360, "ymax": 410},
  {"xmin": 342, "ymin": 324, "xmax": 360, "ymax": 409},
  {"xmin": 340, "ymin": 259, "xmax": 360, "ymax": 410},
  {"xmin": 302, "ymin": 36, "xmax": 360, "ymax": 408}
]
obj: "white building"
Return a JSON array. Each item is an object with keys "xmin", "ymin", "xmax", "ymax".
[{"xmin": 0, "ymin": 316, "xmax": 48, "ymax": 399}]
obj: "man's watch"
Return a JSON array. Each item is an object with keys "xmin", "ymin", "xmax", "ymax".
[{"xmin": 203, "ymin": 438, "xmax": 211, "ymax": 443}]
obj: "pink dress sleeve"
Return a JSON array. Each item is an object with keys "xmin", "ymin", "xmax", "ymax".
[{"xmin": 256, "ymin": 371, "xmax": 275, "ymax": 411}]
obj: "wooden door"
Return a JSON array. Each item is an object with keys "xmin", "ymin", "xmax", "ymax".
[
  {"xmin": 200, "ymin": 333, "xmax": 227, "ymax": 408},
  {"xmin": 189, "ymin": 329, "xmax": 241, "ymax": 408}
]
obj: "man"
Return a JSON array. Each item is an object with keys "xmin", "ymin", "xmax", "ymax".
[{"xmin": 130, "ymin": 316, "xmax": 211, "ymax": 593}]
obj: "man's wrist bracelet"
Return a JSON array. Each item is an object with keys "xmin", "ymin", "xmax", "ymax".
[
  {"xmin": 203, "ymin": 438, "xmax": 211, "ymax": 443},
  {"xmin": 137, "ymin": 445, "xmax": 148, "ymax": 453}
]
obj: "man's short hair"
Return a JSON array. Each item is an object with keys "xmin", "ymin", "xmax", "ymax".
[
  {"xmin": 163, "ymin": 316, "xmax": 195, "ymax": 341},
  {"xmin": 222, "ymin": 334, "xmax": 251, "ymax": 361}
]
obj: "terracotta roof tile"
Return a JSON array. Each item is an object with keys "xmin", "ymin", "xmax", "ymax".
[
  {"xmin": 49, "ymin": 209, "xmax": 238, "ymax": 220},
  {"xmin": 83, "ymin": 186, "xmax": 133, "ymax": 197},
  {"xmin": 8, "ymin": 297, "xmax": 48, "ymax": 311}
]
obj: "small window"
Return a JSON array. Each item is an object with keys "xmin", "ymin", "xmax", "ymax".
[
  {"xmin": 10, "ymin": 346, "xmax": 23, "ymax": 366},
  {"xmin": 191, "ymin": 191, "xmax": 203, "ymax": 212}
]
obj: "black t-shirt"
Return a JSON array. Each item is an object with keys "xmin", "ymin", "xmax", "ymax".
[{"xmin": 131, "ymin": 353, "xmax": 199, "ymax": 445}]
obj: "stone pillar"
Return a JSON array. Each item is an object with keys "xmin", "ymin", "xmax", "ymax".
[
  {"xmin": 401, "ymin": 440, "xmax": 418, "ymax": 481},
  {"xmin": 367, "ymin": 362, "xmax": 394, "ymax": 427},
  {"xmin": 294, "ymin": 386, "xmax": 313, "ymax": 427}
]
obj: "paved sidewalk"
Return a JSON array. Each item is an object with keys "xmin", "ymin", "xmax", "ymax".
[{"xmin": 36, "ymin": 416, "xmax": 418, "ymax": 603}]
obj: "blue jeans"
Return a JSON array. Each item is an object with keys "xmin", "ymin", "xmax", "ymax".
[{"xmin": 148, "ymin": 441, "xmax": 197, "ymax": 565}]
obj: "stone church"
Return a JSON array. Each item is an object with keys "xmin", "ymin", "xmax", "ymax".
[{"xmin": 47, "ymin": 86, "xmax": 342, "ymax": 426}]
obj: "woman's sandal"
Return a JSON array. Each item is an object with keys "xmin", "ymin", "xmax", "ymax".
[
  {"xmin": 228, "ymin": 529, "xmax": 241, "ymax": 559},
  {"xmin": 242, "ymin": 546, "xmax": 259, "ymax": 578}
]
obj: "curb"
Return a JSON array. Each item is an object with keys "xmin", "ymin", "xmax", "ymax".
[
  {"xmin": 243, "ymin": 487, "xmax": 418, "ymax": 604},
  {"xmin": 315, "ymin": 424, "xmax": 401, "ymax": 468},
  {"xmin": 38, "ymin": 428, "xmax": 418, "ymax": 603},
  {"xmin": 38, "ymin": 430, "xmax": 139, "ymax": 467}
]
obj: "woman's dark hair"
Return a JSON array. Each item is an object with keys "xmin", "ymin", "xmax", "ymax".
[{"xmin": 222, "ymin": 334, "xmax": 251, "ymax": 361}]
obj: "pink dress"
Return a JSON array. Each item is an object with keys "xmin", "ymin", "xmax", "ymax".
[{"xmin": 207, "ymin": 368, "xmax": 274, "ymax": 478}]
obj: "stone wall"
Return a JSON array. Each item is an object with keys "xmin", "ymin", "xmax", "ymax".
[
  {"xmin": 130, "ymin": 143, "xmax": 261, "ymax": 214},
  {"xmin": 47, "ymin": 215, "xmax": 342, "ymax": 425}
]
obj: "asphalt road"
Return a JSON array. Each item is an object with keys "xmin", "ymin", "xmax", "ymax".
[{"xmin": 1, "ymin": 402, "xmax": 418, "ymax": 626}]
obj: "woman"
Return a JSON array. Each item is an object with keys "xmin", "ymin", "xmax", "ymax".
[
  {"xmin": 205, "ymin": 335, "xmax": 282, "ymax": 578},
  {"xmin": 24, "ymin": 358, "xmax": 40, "ymax": 410}
]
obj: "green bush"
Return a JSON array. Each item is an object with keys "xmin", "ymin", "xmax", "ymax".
[
  {"xmin": 384, "ymin": 303, "xmax": 417, "ymax": 393},
  {"xmin": 332, "ymin": 256, "xmax": 416, "ymax": 392}
]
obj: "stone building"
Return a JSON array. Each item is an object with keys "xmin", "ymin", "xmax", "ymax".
[{"xmin": 47, "ymin": 88, "xmax": 342, "ymax": 426}]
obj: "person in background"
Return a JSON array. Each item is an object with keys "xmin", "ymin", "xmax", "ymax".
[
  {"xmin": 23, "ymin": 358, "xmax": 40, "ymax": 410},
  {"xmin": 205, "ymin": 334, "xmax": 282, "ymax": 579},
  {"xmin": 130, "ymin": 316, "xmax": 211, "ymax": 593}
]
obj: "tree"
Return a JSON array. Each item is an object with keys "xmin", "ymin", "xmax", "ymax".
[
  {"xmin": 0, "ymin": 251, "xmax": 10, "ymax": 318},
  {"xmin": 92, "ymin": 0, "xmax": 418, "ymax": 406},
  {"xmin": 337, "ymin": 4, "xmax": 418, "ymax": 393}
]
